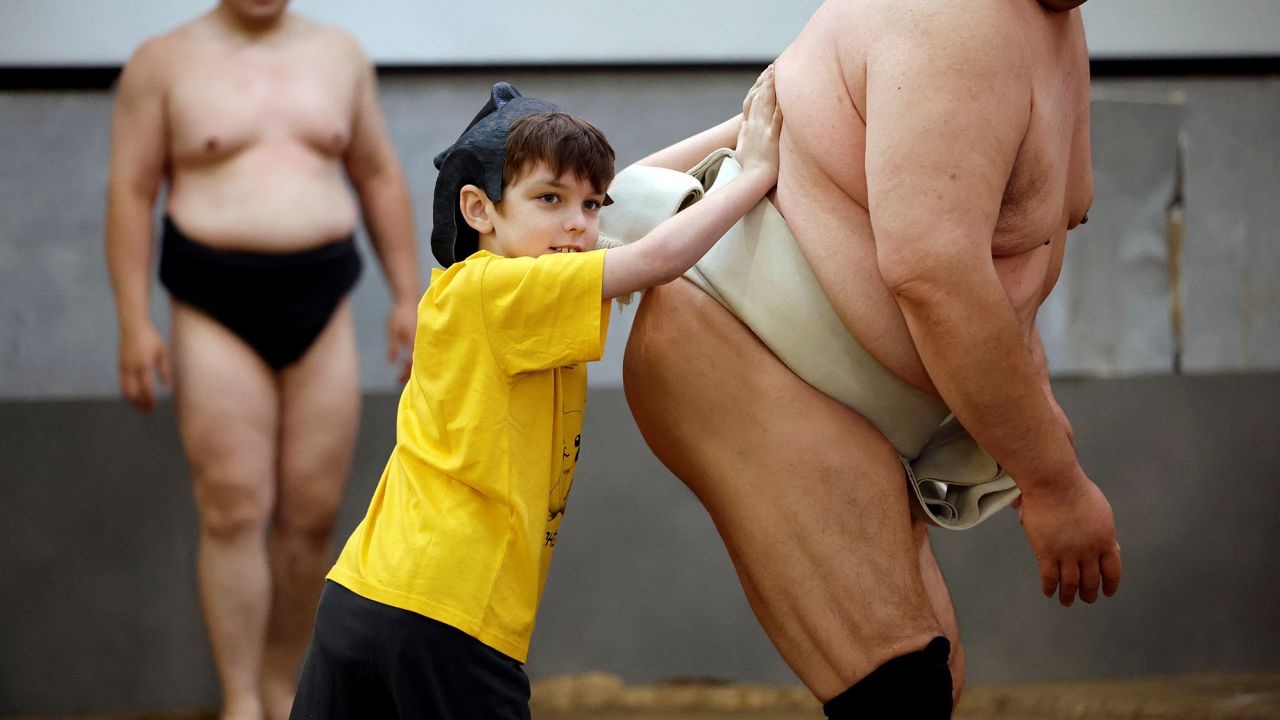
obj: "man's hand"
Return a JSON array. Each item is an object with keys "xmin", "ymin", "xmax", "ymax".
[
  {"xmin": 386, "ymin": 300, "xmax": 417, "ymax": 384},
  {"xmin": 118, "ymin": 324, "xmax": 170, "ymax": 412},
  {"xmin": 1017, "ymin": 470, "xmax": 1122, "ymax": 606}
]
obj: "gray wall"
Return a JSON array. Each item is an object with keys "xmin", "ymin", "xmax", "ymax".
[
  {"xmin": 2, "ymin": 71, "xmax": 1279, "ymax": 397},
  {"xmin": 1, "ymin": 68, "xmax": 766, "ymax": 397},
  {"xmin": 2, "ymin": 68, "xmax": 1280, "ymax": 714}
]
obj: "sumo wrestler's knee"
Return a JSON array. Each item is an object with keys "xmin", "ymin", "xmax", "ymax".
[{"xmin": 822, "ymin": 637, "xmax": 953, "ymax": 719}]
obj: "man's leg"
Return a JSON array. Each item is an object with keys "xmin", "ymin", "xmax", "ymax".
[
  {"xmin": 263, "ymin": 301, "xmax": 361, "ymax": 720},
  {"xmin": 172, "ymin": 301, "xmax": 281, "ymax": 720},
  {"xmin": 624, "ymin": 280, "xmax": 961, "ymax": 707},
  {"xmin": 916, "ymin": 522, "xmax": 966, "ymax": 702}
]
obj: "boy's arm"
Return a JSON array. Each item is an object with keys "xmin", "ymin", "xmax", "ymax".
[
  {"xmin": 602, "ymin": 68, "xmax": 780, "ymax": 299},
  {"xmin": 634, "ymin": 114, "xmax": 741, "ymax": 172}
]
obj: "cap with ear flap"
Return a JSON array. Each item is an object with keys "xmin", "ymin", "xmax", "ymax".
[{"xmin": 431, "ymin": 82, "xmax": 562, "ymax": 266}]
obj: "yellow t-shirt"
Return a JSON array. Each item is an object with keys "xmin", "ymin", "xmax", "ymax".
[{"xmin": 328, "ymin": 249, "xmax": 611, "ymax": 662}]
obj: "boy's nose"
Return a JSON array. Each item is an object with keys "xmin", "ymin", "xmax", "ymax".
[{"xmin": 563, "ymin": 209, "xmax": 587, "ymax": 233}]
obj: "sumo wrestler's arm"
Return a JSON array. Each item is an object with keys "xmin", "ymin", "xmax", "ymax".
[
  {"xmin": 341, "ymin": 35, "xmax": 420, "ymax": 383},
  {"xmin": 1028, "ymin": 324, "xmax": 1075, "ymax": 450},
  {"xmin": 864, "ymin": 4, "xmax": 1119, "ymax": 606},
  {"xmin": 105, "ymin": 38, "xmax": 171, "ymax": 413}
]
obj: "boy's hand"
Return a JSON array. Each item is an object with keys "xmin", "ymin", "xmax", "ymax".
[{"xmin": 735, "ymin": 65, "xmax": 783, "ymax": 182}]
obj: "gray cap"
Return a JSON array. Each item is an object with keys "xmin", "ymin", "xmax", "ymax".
[{"xmin": 431, "ymin": 82, "xmax": 561, "ymax": 266}]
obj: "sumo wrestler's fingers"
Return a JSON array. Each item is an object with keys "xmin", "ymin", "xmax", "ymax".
[
  {"xmin": 1079, "ymin": 557, "xmax": 1102, "ymax": 604},
  {"xmin": 398, "ymin": 353, "xmax": 413, "ymax": 385},
  {"xmin": 386, "ymin": 332, "xmax": 403, "ymax": 367},
  {"xmin": 386, "ymin": 303, "xmax": 416, "ymax": 367},
  {"xmin": 1039, "ymin": 556, "xmax": 1059, "ymax": 598},
  {"xmin": 118, "ymin": 371, "xmax": 136, "ymax": 408},
  {"xmin": 124, "ymin": 367, "xmax": 155, "ymax": 413},
  {"xmin": 1101, "ymin": 543, "xmax": 1123, "ymax": 597},
  {"xmin": 137, "ymin": 369, "xmax": 156, "ymax": 412},
  {"xmin": 1057, "ymin": 561, "xmax": 1080, "ymax": 607}
]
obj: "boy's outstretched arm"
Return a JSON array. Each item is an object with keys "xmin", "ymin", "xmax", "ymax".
[
  {"xmin": 635, "ymin": 113, "xmax": 741, "ymax": 172},
  {"xmin": 633, "ymin": 66, "xmax": 787, "ymax": 171},
  {"xmin": 602, "ymin": 67, "xmax": 781, "ymax": 300}
]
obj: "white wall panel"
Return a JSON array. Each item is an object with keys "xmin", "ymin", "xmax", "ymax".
[{"xmin": 1, "ymin": 0, "xmax": 1277, "ymax": 67}]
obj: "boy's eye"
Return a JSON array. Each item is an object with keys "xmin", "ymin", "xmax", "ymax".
[
  {"xmin": 538, "ymin": 193, "xmax": 560, "ymax": 204},
  {"xmin": 583, "ymin": 199, "xmax": 603, "ymax": 212}
]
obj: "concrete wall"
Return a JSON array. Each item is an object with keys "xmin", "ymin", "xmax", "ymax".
[
  {"xmin": 2, "ymin": 71, "xmax": 1278, "ymax": 398},
  {"xmin": 2, "ymin": 68, "xmax": 1280, "ymax": 714},
  {"xmin": 0, "ymin": 68, "xmax": 764, "ymax": 397}
]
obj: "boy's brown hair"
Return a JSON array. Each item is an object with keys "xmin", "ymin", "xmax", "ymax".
[{"xmin": 502, "ymin": 112, "xmax": 616, "ymax": 196}]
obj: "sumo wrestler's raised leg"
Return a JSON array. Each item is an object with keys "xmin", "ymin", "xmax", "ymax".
[
  {"xmin": 261, "ymin": 301, "xmax": 360, "ymax": 720},
  {"xmin": 624, "ymin": 279, "xmax": 961, "ymax": 705},
  {"xmin": 172, "ymin": 301, "xmax": 280, "ymax": 720}
]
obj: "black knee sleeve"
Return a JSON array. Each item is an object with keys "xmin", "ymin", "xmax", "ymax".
[{"xmin": 822, "ymin": 636, "xmax": 953, "ymax": 719}]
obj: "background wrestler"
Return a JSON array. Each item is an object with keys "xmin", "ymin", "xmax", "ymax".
[
  {"xmin": 622, "ymin": 0, "xmax": 1122, "ymax": 716},
  {"xmin": 104, "ymin": 1, "xmax": 418, "ymax": 718}
]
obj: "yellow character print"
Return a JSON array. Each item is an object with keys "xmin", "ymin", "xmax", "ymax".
[{"xmin": 549, "ymin": 409, "xmax": 583, "ymax": 520}]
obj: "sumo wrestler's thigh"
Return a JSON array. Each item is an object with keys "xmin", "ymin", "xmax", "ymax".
[{"xmin": 624, "ymin": 278, "xmax": 946, "ymax": 702}]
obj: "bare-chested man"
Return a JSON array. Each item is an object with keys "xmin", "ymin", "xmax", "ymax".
[
  {"xmin": 104, "ymin": 2, "xmax": 418, "ymax": 718},
  {"xmin": 621, "ymin": 0, "xmax": 1121, "ymax": 716}
]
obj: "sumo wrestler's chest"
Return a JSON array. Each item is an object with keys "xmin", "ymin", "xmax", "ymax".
[{"xmin": 166, "ymin": 52, "xmax": 356, "ymax": 163}]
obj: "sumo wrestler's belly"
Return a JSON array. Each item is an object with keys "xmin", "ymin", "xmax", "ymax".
[
  {"xmin": 167, "ymin": 146, "xmax": 360, "ymax": 252},
  {"xmin": 678, "ymin": 155, "xmax": 950, "ymax": 457}
]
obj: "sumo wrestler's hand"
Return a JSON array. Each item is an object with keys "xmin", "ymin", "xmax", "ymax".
[
  {"xmin": 1017, "ymin": 469, "xmax": 1122, "ymax": 607},
  {"xmin": 118, "ymin": 322, "xmax": 170, "ymax": 413},
  {"xmin": 386, "ymin": 298, "xmax": 417, "ymax": 384},
  {"xmin": 735, "ymin": 65, "xmax": 783, "ymax": 183}
]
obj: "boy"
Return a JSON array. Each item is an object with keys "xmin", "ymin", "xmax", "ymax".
[{"xmin": 290, "ymin": 70, "xmax": 780, "ymax": 719}]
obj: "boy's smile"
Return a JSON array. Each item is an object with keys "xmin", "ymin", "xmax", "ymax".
[{"xmin": 475, "ymin": 162, "xmax": 607, "ymax": 259}]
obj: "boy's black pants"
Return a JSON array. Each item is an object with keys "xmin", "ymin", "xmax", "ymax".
[{"xmin": 290, "ymin": 581, "xmax": 531, "ymax": 720}]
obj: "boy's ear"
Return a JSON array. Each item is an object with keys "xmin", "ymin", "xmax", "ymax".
[{"xmin": 458, "ymin": 184, "xmax": 495, "ymax": 235}]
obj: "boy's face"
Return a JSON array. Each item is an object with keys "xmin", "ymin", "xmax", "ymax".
[{"xmin": 484, "ymin": 161, "xmax": 607, "ymax": 259}]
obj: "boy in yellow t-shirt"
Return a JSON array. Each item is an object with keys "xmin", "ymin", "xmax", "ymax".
[{"xmin": 291, "ymin": 70, "xmax": 781, "ymax": 720}]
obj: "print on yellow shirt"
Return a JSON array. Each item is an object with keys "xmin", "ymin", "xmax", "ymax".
[{"xmin": 550, "ymin": 406, "xmax": 583, "ymax": 521}]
